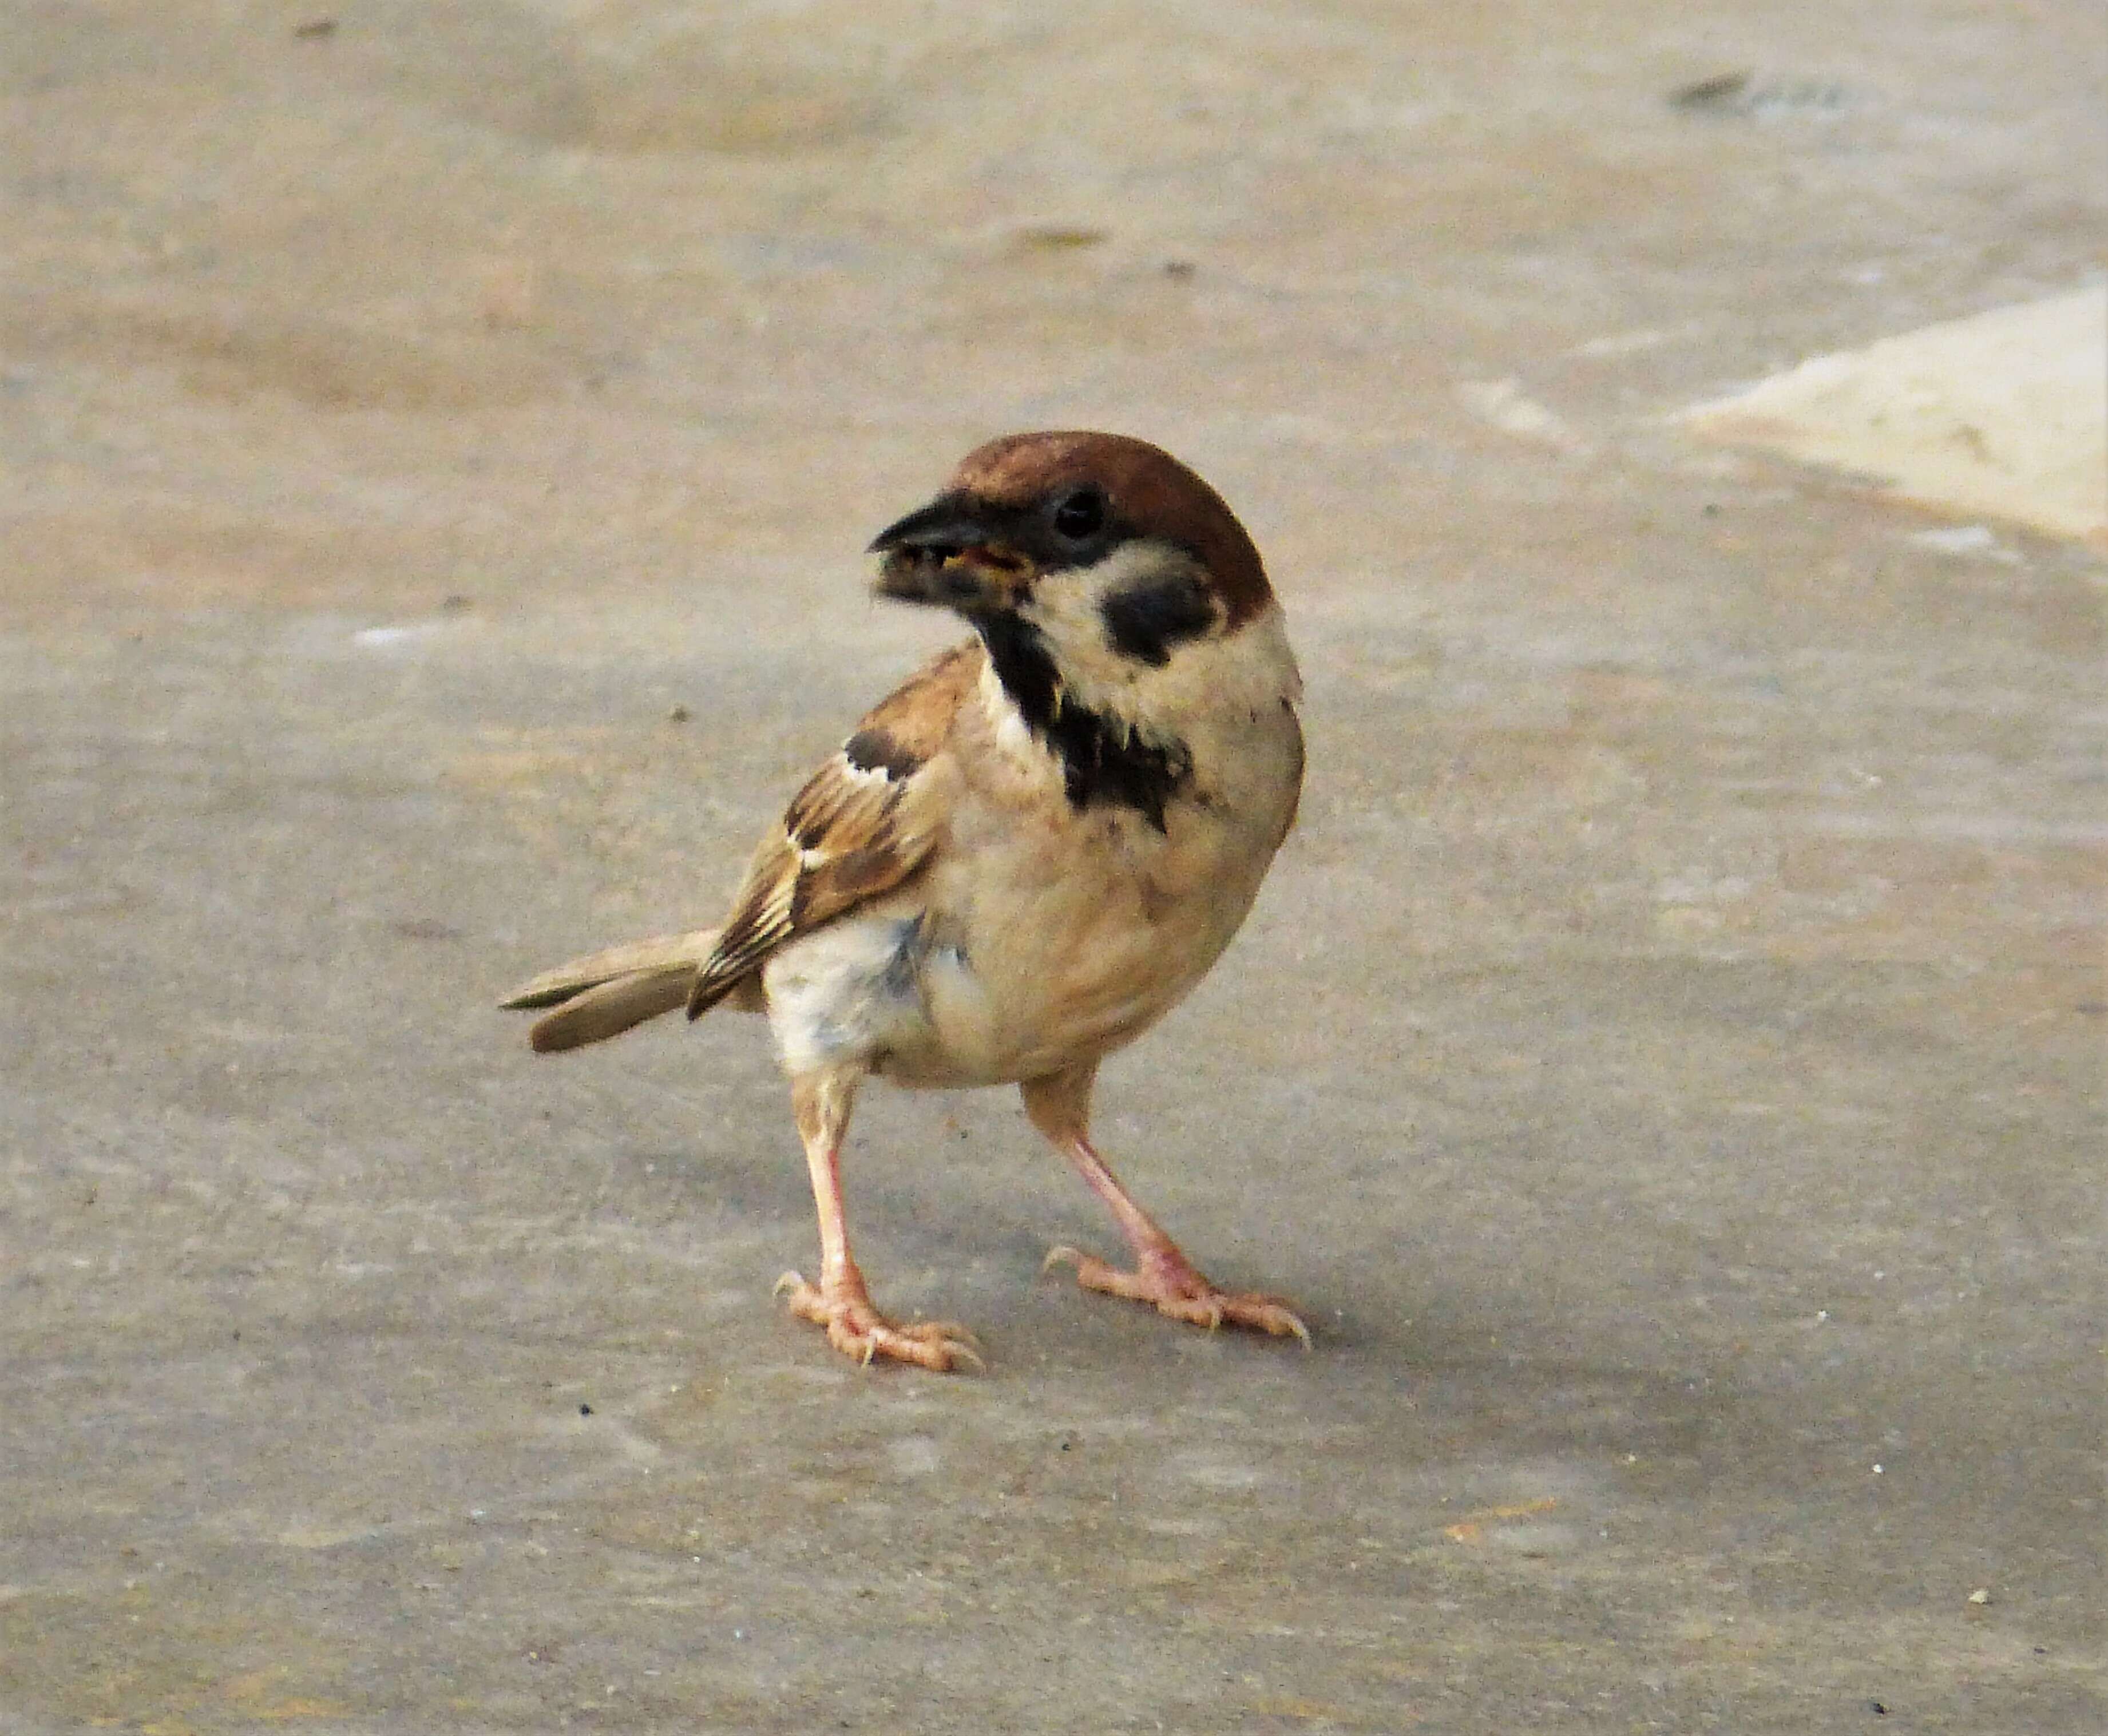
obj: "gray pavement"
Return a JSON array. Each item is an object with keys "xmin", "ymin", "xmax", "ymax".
[{"xmin": 2, "ymin": 4, "xmax": 2101, "ymax": 1731}]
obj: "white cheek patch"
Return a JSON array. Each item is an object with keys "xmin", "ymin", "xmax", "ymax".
[{"xmin": 1024, "ymin": 541, "xmax": 1215, "ymax": 698}]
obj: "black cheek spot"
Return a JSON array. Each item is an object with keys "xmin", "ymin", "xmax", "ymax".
[
  {"xmin": 1100, "ymin": 574, "xmax": 1218, "ymax": 667},
  {"xmin": 843, "ymin": 727, "xmax": 924, "ymax": 781}
]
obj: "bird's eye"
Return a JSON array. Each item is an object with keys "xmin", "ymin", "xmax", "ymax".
[{"xmin": 1050, "ymin": 488, "xmax": 1107, "ymax": 542}]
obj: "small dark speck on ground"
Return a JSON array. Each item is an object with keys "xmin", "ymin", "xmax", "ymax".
[{"xmin": 1670, "ymin": 71, "xmax": 1750, "ymax": 109}]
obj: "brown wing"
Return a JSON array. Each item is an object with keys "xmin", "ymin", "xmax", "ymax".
[{"xmin": 685, "ymin": 643, "xmax": 978, "ymax": 1017}]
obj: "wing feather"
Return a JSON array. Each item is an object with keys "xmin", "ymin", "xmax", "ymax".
[{"xmin": 684, "ymin": 644, "xmax": 977, "ymax": 1017}]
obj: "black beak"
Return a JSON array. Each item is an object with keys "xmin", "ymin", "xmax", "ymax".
[
  {"xmin": 868, "ymin": 493, "xmax": 1031, "ymax": 613},
  {"xmin": 867, "ymin": 494, "xmax": 993, "ymax": 560}
]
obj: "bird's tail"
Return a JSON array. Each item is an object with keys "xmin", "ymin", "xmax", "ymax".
[{"xmin": 499, "ymin": 929, "xmax": 722, "ymax": 1053}]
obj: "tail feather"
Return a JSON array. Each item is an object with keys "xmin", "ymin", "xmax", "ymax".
[
  {"xmin": 522, "ymin": 967, "xmax": 694, "ymax": 1052},
  {"xmin": 500, "ymin": 930, "xmax": 720, "ymax": 1009},
  {"xmin": 499, "ymin": 928, "xmax": 723, "ymax": 1053}
]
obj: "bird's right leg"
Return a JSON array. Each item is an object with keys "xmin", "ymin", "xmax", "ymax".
[
  {"xmin": 775, "ymin": 1066, "xmax": 981, "ymax": 1372},
  {"xmin": 1024, "ymin": 1063, "xmax": 1309, "ymax": 1345}
]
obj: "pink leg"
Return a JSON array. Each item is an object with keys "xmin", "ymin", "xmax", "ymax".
[
  {"xmin": 775, "ymin": 1068, "xmax": 981, "ymax": 1372},
  {"xmin": 1021, "ymin": 1065, "xmax": 1309, "ymax": 1346}
]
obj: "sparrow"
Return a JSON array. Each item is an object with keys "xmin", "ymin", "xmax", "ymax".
[{"xmin": 502, "ymin": 431, "xmax": 1308, "ymax": 1370}]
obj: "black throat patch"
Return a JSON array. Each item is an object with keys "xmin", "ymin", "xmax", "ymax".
[{"xmin": 977, "ymin": 615, "xmax": 1192, "ymax": 831}]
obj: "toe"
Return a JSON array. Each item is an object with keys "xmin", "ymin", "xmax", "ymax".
[
  {"xmin": 850, "ymin": 1319, "xmax": 980, "ymax": 1373},
  {"xmin": 776, "ymin": 1274, "xmax": 984, "ymax": 1372},
  {"xmin": 775, "ymin": 1272, "xmax": 829, "ymax": 1326},
  {"xmin": 1221, "ymin": 1294, "xmax": 1313, "ymax": 1347},
  {"xmin": 1044, "ymin": 1246, "xmax": 1310, "ymax": 1346}
]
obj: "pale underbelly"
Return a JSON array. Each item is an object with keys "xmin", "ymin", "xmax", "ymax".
[{"xmin": 761, "ymin": 877, "xmax": 1249, "ymax": 1089}]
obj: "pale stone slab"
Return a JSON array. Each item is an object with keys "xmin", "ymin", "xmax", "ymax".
[{"xmin": 1683, "ymin": 286, "xmax": 2107, "ymax": 546}]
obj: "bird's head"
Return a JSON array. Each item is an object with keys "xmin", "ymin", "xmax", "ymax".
[{"xmin": 869, "ymin": 431, "xmax": 1274, "ymax": 684}]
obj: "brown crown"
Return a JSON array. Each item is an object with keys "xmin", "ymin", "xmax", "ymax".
[{"xmin": 948, "ymin": 431, "xmax": 1274, "ymax": 626}]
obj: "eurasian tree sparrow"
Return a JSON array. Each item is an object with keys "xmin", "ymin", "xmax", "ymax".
[{"xmin": 504, "ymin": 431, "xmax": 1308, "ymax": 1370}]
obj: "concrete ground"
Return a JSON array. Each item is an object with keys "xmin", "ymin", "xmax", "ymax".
[{"xmin": 2, "ymin": 3, "xmax": 2101, "ymax": 1731}]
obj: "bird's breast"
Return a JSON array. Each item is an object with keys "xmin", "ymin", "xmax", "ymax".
[
  {"xmin": 894, "ymin": 736, "xmax": 1295, "ymax": 1087},
  {"xmin": 775, "ymin": 613, "xmax": 1303, "ymax": 1091}
]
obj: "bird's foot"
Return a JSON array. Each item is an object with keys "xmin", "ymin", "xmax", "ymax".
[
  {"xmin": 774, "ymin": 1270, "xmax": 984, "ymax": 1372},
  {"xmin": 1042, "ymin": 1244, "xmax": 1310, "ymax": 1347}
]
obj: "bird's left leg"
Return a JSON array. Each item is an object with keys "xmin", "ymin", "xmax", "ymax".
[
  {"xmin": 776, "ymin": 1065, "xmax": 981, "ymax": 1372},
  {"xmin": 1022, "ymin": 1063, "xmax": 1309, "ymax": 1345}
]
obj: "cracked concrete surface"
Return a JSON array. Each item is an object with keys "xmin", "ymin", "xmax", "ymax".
[{"xmin": 2, "ymin": 3, "xmax": 2101, "ymax": 1731}]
